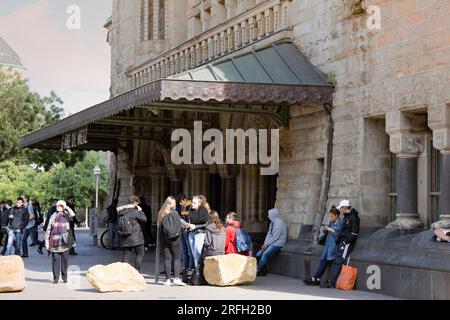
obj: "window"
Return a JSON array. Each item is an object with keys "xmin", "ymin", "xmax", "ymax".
[
  {"xmin": 140, "ymin": 0, "xmax": 154, "ymax": 40},
  {"xmin": 389, "ymin": 153, "xmax": 398, "ymax": 222},
  {"xmin": 158, "ymin": 0, "xmax": 166, "ymax": 40},
  {"xmin": 431, "ymin": 146, "xmax": 443, "ymax": 223}
]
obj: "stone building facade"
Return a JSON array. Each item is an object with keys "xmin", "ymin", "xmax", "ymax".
[{"xmin": 22, "ymin": 0, "xmax": 450, "ymax": 299}]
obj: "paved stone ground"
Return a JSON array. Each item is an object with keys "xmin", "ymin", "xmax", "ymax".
[{"xmin": 1, "ymin": 229, "xmax": 396, "ymax": 300}]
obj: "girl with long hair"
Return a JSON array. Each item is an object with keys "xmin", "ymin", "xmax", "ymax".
[
  {"xmin": 158, "ymin": 196, "xmax": 185, "ymax": 286},
  {"xmin": 186, "ymin": 195, "xmax": 210, "ymax": 268}
]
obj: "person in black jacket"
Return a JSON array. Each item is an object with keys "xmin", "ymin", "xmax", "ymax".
[
  {"xmin": 118, "ymin": 195, "xmax": 147, "ymax": 271},
  {"xmin": 37, "ymin": 199, "xmax": 57, "ymax": 255},
  {"xmin": 6, "ymin": 197, "xmax": 29, "ymax": 256},
  {"xmin": 0, "ymin": 200, "xmax": 13, "ymax": 255},
  {"xmin": 187, "ymin": 195, "xmax": 210, "ymax": 268},
  {"xmin": 325, "ymin": 199, "xmax": 360, "ymax": 288},
  {"xmin": 139, "ymin": 197, "xmax": 153, "ymax": 250},
  {"xmin": 66, "ymin": 196, "xmax": 80, "ymax": 255},
  {"xmin": 107, "ymin": 199, "xmax": 119, "ymax": 250}
]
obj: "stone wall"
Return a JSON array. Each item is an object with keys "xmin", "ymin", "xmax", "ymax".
[
  {"xmin": 283, "ymin": 0, "xmax": 450, "ymax": 231},
  {"xmin": 276, "ymin": 106, "xmax": 329, "ymax": 238}
]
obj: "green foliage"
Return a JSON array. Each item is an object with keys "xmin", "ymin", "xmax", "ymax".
[
  {"xmin": 0, "ymin": 149, "xmax": 109, "ymax": 209},
  {"xmin": 0, "ymin": 69, "xmax": 84, "ymax": 168}
]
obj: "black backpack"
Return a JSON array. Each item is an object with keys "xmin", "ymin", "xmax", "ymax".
[
  {"xmin": 117, "ymin": 213, "xmax": 134, "ymax": 237},
  {"xmin": 161, "ymin": 212, "xmax": 182, "ymax": 240}
]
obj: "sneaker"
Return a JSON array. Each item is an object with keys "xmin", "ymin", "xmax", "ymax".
[
  {"xmin": 29, "ymin": 243, "xmax": 36, "ymax": 247},
  {"xmin": 312, "ymin": 279, "xmax": 321, "ymax": 286},
  {"xmin": 173, "ymin": 278, "xmax": 186, "ymax": 286},
  {"xmin": 303, "ymin": 278, "xmax": 314, "ymax": 286},
  {"xmin": 163, "ymin": 279, "xmax": 171, "ymax": 286},
  {"xmin": 21, "ymin": 255, "xmax": 28, "ymax": 258}
]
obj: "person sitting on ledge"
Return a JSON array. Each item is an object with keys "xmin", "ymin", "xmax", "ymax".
[{"xmin": 255, "ymin": 208, "xmax": 287, "ymax": 276}]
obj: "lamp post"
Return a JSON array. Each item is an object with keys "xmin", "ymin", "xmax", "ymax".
[{"xmin": 93, "ymin": 165, "xmax": 101, "ymax": 246}]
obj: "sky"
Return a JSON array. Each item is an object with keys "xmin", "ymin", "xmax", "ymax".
[{"xmin": 0, "ymin": 0, "xmax": 112, "ymax": 116}]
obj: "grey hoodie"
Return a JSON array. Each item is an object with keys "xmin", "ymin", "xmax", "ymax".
[
  {"xmin": 205, "ymin": 223, "xmax": 226, "ymax": 255},
  {"xmin": 264, "ymin": 208, "xmax": 287, "ymax": 248}
]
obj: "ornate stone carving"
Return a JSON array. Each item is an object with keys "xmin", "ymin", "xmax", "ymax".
[{"xmin": 389, "ymin": 134, "xmax": 425, "ymax": 156}]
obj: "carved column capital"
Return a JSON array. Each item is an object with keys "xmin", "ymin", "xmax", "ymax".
[{"xmin": 386, "ymin": 111, "xmax": 427, "ymax": 156}]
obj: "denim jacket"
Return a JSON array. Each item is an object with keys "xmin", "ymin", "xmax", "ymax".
[{"xmin": 321, "ymin": 220, "xmax": 342, "ymax": 261}]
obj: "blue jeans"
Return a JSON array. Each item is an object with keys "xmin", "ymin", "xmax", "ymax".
[
  {"xmin": 181, "ymin": 231, "xmax": 194, "ymax": 270},
  {"xmin": 188, "ymin": 231, "xmax": 205, "ymax": 268},
  {"xmin": 6, "ymin": 229, "xmax": 23, "ymax": 256},
  {"xmin": 313, "ymin": 258, "xmax": 333, "ymax": 279},
  {"xmin": 256, "ymin": 245, "xmax": 282, "ymax": 272}
]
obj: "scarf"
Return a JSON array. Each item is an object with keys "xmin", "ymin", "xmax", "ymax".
[{"xmin": 50, "ymin": 212, "xmax": 68, "ymax": 248}]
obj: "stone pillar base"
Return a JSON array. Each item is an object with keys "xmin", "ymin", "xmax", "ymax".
[
  {"xmin": 386, "ymin": 214, "xmax": 424, "ymax": 229},
  {"xmin": 431, "ymin": 215, "xmax": 450, "ymax": 229}
]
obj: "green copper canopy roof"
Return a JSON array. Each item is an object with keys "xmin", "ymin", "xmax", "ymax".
[{"xmin": 0, "ymin": 35, "xmax": 25, "ymax": 69}]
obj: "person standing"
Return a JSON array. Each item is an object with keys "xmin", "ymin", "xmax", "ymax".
[
  {"xmin": 45, "ymin": 200, "xmax": 76, "ymax": 284},
  {"xmin": 255, "ymin": 208, "xmax": 287, "ymax": 276},
  {"xmin": 37, "ymin": 199, "xmax": 57, "ymax": 255},
  {"xmin": 303, "ymin": 206, "xmax": 342, "ymax": 286},
  {"xmin": 139, "ymin": 197, "xmax": 153, "ymax": 251},
  {"xmin": 106, "ymin": 199, "xmax": 119, "ymax": 250},
  {"xmin": 6, "ymin": 198, "xmax": 29, "ymax": 256},
  {"xmin": 21, "ymin": 197, "xmax": 39, "ymax": 257},
  {"xmin": 176, "ymin": 194, "xmax": 194, "ymax": 275},
  {"xmin": 0, "ymin": 200, "xmax": 13, "ymax": 255},
  {"xmin": 158, "ymin": 196, "xmax": 185, "ymax": 286},
  {"xmin": 325, "ymin": 199, "xmax": 360, "ymax": 288},
  {"xmin": 186, "ymin": 195, "xmax": 210, "ymax": 268},
  {"xmin": 0, "ymin": 201, "xmax": 4, "ymax": 216},
  {"xmin": 117, "ymin": 195, "xmax": 147, "ymax": 271},
  {"xmin": 66, "ymin": 196, "xmax": 80, "ymax": 256}
]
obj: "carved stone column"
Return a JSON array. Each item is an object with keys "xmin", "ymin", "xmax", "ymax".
[
  {"xmin": 386, "ymin": 111, "xmax": 425, "ymax": 229},
  {"xmin": 167, "ymin": 167, "xmax": 185, "ymax": 197},
  {"xmin": 186, "ymin": 165, "xmax": 210, "ymax": 198},
  {"xmin": 429, "ymin": 104, "xmax": 450, "ymax": 228},
  {"xmin": 150, "ymin": 166, "xmax": 168, "ymax": 218},
  {"xmin": 218, "ymin": 165, "xmax": 239, "ymax": 218}
]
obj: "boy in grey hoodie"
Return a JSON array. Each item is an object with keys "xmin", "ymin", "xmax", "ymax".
[{"xmin": 256, "ymin": 208, "xmax": 287, "ymax": 276}]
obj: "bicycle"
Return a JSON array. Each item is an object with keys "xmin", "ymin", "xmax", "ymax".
[{"xmin": 100, "ymin": 227, "xmax": 119, "ymax": 250}]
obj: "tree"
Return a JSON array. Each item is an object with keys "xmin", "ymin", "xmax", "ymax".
[
  {"xmin": 0, "ymin": 153, "xmax": 109, "ymax": 212},
  {"xmin": 0, "ymin": 69, "xmax": 84, "ymax": 168}
]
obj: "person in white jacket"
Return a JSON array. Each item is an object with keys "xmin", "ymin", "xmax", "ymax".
[{"xmin": 255, "ymin": 208, "xmax": 287, "ymax": 276}]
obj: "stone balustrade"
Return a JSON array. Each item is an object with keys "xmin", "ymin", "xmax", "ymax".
[{"xmin": 127, "ymin": 0, "xmax": 292, "ymax": 88}]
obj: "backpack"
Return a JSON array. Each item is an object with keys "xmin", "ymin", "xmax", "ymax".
[
  {"xmin": 117, "ymin": 213, "xmax": 134, "ymax": 237},
  {"xmin": 161, "ymin": 212, "xmax": 182, "ymax": 240},
  {"xmin": 235, "ymin": 227, "xmax": 252, "ymax": 253}
]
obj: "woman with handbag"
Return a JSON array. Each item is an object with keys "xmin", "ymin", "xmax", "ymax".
[
  {"xmin": 45, "ymin": 200, "xmax": 76, "ymax": 284},
  {"xmin": 303, "ymin": 206, "xmax": 341, "ymax": 286}
]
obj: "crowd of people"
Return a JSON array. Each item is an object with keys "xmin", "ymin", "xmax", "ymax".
[
  {"xmin": 111, "ymin": 193, "xmax": 289, "ymax": 286},
  {"xmin": 0, "ymin": 196, "xmax": 81, "ymax": 284},
  {"xmin": 0, "ymin": 193, "xmax": 361, "ymax": 289}
]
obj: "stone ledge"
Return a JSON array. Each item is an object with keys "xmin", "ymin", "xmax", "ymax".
[{"xmin": 268, "ymin": 228, "xmax": 450, "ymax": 299}]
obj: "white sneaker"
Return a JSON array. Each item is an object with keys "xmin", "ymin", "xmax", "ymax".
[
  {"xmin": 173, "ymin": 278, "xmax": 187, "ymax": 286},
  {"xmin": 163, "ymin": 279, "xmax": 171, "ymax": 286}
]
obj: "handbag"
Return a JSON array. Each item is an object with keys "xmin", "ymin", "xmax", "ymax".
[
  {"xmin": 62, "ymin": 231, "xmax": 75, "ymax": 248},
  {"xmin": 318, "ymin": 233, "xmax": 326, "ymax": 246},
  {"xmin": 336, "ymin": 257, "xmax": 358, "ymax": 290}
]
